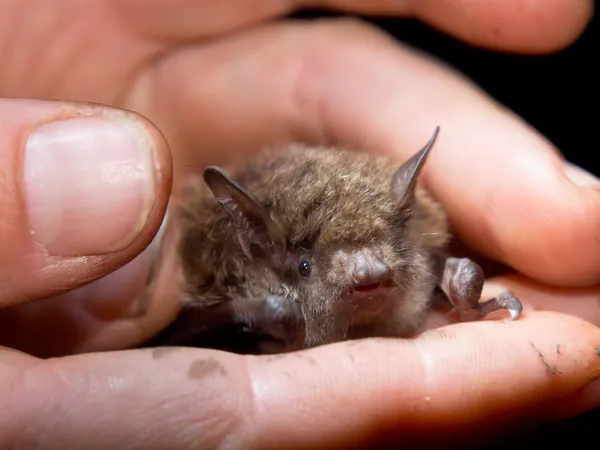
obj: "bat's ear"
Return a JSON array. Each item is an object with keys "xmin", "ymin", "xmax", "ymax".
[
  {"xmin": 391, "ymin": 126, "xmax": 440, "ymax": 208},
  {"xmin": 203, "ymin": 166, "xmax": 287, "ymax": 263}
]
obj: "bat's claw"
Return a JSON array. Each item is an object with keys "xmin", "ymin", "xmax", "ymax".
[{"xmin": 479, "ymin": 291, "xmax": 523, "ymax": 321}]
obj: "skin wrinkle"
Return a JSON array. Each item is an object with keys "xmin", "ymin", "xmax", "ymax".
[
  {"xmin": 5, "ymin": 360, "xmax": 66, "ymax": 446},
  {"xmin": 287, "ymin": 53, "xmax": 330, "ymax": 145},
  {"xmin": 232, "ymin": 354, "xmax": 261, "ymax": 450},
  {"xmin": 111, "ymin": 0, "xmax": 295, "ymax": 43},
  {"xmin": 411, "ymin": 337, "xmax": 435, "ymax": 408},
  {"xmin": 131, "ymin": 391, "xmax": 201, "ymax": 447},
  {"xmin": 11, "ymin": 352, "xmax": 237, "ymax": 448}
]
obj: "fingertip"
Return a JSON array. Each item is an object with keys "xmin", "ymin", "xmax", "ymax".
[
  {"xmin": 422, "ymin": 119, "xmax": 600, "ymax": 288},
  {"xmin": 496, "ymin": 158, "xmax": 600, "ymax": 287},
  {"xmin": 0, "ymin": 99, "xmax": 172, "ymax": 307},
  {"xmin": 412, "ymin": 0, "xmax": 594, "ymax": 53}
]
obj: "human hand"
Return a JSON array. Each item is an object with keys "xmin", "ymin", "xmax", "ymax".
[{"xmin": 0, "ymin": 0, "xmax": 599, "ymax": 447}]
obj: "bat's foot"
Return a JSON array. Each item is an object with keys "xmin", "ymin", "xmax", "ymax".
[
  {"xmin": 441, "ymin": 257, "xmax": 523, "ymax": 322},
  {"xmin": 479, "ymin": 290, "xmax": 523, "ymax": 320}
]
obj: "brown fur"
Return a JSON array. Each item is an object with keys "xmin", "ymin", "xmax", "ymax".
[{"xmin": 172, "ymin": 143, "xmax": 450, "ymax": 348}]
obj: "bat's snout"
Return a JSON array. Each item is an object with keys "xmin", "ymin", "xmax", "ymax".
[
  {"xmin": 331, "ymin": 247, "xmax": 395, "ymax": 316},
  {"xmin": 351, "ymin": 254, "xmax": 391, "ymax": 290},
  {"xmin": 333, "ymin": 248, "xmax": 392, "ymax": 293}
]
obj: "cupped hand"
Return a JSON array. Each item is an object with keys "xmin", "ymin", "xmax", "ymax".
[{"xmin": 0, "ymin": 0, "xmax": 599, "ymax": 447}]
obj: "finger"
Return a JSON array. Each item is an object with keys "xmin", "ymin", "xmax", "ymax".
[
  {"xmin": 1, "ymin": 312, "xmax": 599, "ymax": 448},
  {"xmin": 0, "ymin": 99, "xmax": 173, "ymax": 312},
  {"xmin": 306, "ymin": 0, "xmax": 594, "ymax": 53},
  {"xmin": 112, "ymin": 0, "xmax": 593, "ymax": 53},
  {"xmin": 4, "ymin": 0, "xmax": 589, "ymax": 112},
  {"xmin": 0, "ymin": 210, "xmax": 183, "ymax": 357},
  {"xmin": 127, "ymin": 18, "xmax": 600, "ymax": 288}
]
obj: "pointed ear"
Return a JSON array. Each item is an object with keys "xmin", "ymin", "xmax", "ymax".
[
  {"xmin": 390, "ymin": 126, "xmax": 440, "ymax": 208},
  {"xmin": 203, "ymin": 166, "xmax": 286, "ymax": 261}
]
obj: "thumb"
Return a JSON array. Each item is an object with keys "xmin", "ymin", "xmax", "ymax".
[{"xmin": 0, "ymin": 98, "xmax": 172, "ymax": 306}]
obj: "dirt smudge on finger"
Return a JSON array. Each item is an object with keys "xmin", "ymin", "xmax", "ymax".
[
  {"xmin": 530, "ymin": 341, "xmax": 563, "ymax": 377},
  {"xmin": 188, "ymin": 358, "xmax": 228, "ymax": 379}
]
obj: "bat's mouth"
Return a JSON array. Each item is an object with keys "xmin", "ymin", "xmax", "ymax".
[
  {"xmin": 352, "ymin": 279, "xmax": 396, "ymax": 292},
  {"xmin": 342, "ymin": 279, "xmax": 396, "ymax": 316}
]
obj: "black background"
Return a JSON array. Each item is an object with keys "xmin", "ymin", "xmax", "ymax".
[{"xmin": 291, "ymin": 6, "xmax": 598, "ymax": 448}]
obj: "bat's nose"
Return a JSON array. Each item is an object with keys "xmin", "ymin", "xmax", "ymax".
[{"xmin": 351, "ymin": 253, "xmax": 391, "ymax": 287}]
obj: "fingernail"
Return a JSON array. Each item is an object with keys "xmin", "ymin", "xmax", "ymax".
[
  {"xmin": 24, "ymin": 116, "xmax": 157, "ymax": 256},
  {"xmin": 564, "ymin": 163, "xmax": 600, "ymax": 189}
]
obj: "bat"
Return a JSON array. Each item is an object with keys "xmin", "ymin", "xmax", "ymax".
[{"xmin": 145, "ymin": 127, "xmax": 522, "ymax": 354}]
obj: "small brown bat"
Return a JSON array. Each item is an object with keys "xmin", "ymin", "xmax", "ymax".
[{"xmin": 147, "ymin": 127, "xmax": 522, "ymax": 354}]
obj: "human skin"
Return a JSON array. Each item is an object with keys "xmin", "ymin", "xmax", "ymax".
[{"xmin": 0, "ymin": 0, "xmax": 599, "ymax": 448}]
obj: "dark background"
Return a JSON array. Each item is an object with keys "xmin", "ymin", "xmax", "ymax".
[{"xmin": 291, "ymin": 6, "xmax": 598, "ymax": 448}]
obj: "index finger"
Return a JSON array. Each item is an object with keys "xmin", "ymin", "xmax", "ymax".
[
  {"xmin": 2, "ymin": 312, "xmax": 599, "ymax": 448},
  {"xmin": 113, "ymin": 0, "xmax": 593, "ymax": 53}
]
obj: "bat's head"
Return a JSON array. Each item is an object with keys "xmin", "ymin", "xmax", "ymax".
[{"xmin": 202, "ymin": 127, "xmax": 448, "ymax": 348}]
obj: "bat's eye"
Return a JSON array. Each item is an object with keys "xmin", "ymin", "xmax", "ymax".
[{"xmin": 298, "ymin": 259, "xmax": 312, "ymax": 277}]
